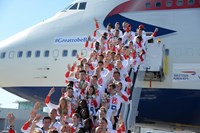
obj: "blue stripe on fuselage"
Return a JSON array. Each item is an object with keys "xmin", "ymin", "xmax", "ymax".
[{"xmin": 103, "ymin": 14, "xmax": 176, "ymax": 36}]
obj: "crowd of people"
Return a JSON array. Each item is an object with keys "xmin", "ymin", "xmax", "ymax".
[{"xmin": 7, "ymin": 19, "xmax": 158, "ymax": 133}]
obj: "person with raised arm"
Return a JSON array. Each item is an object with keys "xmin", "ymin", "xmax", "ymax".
[
  {"xmin": 7, "ymin": 112, "xmax": 16, "ymax": 133},
  {"xmin": 29, "ymin": 114, "xmax": 42, "ymax": 133},
  {"xmin": 122, "ymin": 23, "xmax": 135, "ymax": 45},
  {"xmin": 133, "ymin": 26, "xmax": 158, "ymax": 52},
  {"xmin": 107, "ymin": 83, "xmax": 128, "ymax": 121},
  {"xmin": 45, "ymin": 87, "xmax": 69, "ymax": 121},
  {"xmin": 21, "ymin": 102, "xmax": 41, "ymax": 133}
]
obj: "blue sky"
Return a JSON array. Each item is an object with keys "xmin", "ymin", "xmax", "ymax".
[
  {"xmin": 0, "ymin": 0, "xmax": 73, "ymax": 41},
  {"xmin": 0, "ymin": 0, "xmax": 73, "ymax": 108}
]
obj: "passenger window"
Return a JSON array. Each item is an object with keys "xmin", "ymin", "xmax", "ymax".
[
  {"xmin": 62, "ymin": 50, "xmax": 68, "ymax": 57},
  {"xmin": 53, "ymin": 49, "xmax": 59, "ymax": 58},
  {"xmin": 79, "ymin": 2, "xmax": 87, "ymax": 10},
  {"xmin": 166, "ymin": 0, "xmax": 172, "ymax": 7},
  {"xmin": 188, "ymin": 0, "xmax": 194, "ymax": 5},
  {"xmin": 177, "ymin": 0, "xmax": 183, "ymax": 6},
  {"xmin": 156, "ymin": 2, "xmax": 162, "ymax": 7},
  {"xmin": 9, "ymin": 51, "xmax": 14, "ymax": 59},
  {"xmin": 0, "ymin": 52, "xmax": 6, "ymax": 59},
  {"xmin": 146, "ymin": 2, "xmax": 151, "ymax": 8},
  {"xmin": 70, "ymin": 3, "xmax": 78, "ymax": 10},
  {"xmin": 17, "ymin": 51, "xmax": 23, "ymax": 58},
  {"xmin": 35, "ymin": 50, "xmax": 40, "ymax": 58},
  {"xmin": 81, "ymin": 49, "xmax": 87, "ymax": 57},
  {"xmin": 26, "ymin": 51, "xmax": 32, "ymax": 58},
  {"xmin": 72, "ymin": 50, "xmax": 77, "ymax": 57},
  {"xmin": 44, "ymin": 50, "xmax": 49, "ymax": 57}
]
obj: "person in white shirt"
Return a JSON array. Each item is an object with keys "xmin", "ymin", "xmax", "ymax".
[
  {"xmin": 107, "ymin": 83, "xmax": 128, "ymax": 119},
  {"xmin": 90, "ymin": 75, "xmax": 105, "ymax": 103},
  {"xmin": 68, "ymin": 113, "xmax": 83, "ymax": 132},
  {"xmin": 95, "ymin": 107, "xmax": 113, "ymax": 130},
  {"xmin": 38, "ymin": 116, "xmax": 52, "ymax": 133},
  {"xmin": 48, "ymin": 109, "xmax": 61, "ymax": 131},
  {"xmin": 99, "ymin": 117, "xmax": 115, "ymax": 133}
]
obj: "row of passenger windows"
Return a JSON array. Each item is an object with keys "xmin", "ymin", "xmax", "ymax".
[
  {"xmin": 146, "ymin": 0, "xmax": 198, "ymax": 8},
  {"xmin": 63, "ymin": 0, "xmax": 199, "ymax": 11},
  {"xmin": 0, "ymin": 50, "xmax": 78, "ymax": 59}
]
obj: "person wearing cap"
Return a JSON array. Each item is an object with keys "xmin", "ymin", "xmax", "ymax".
[
  {"xmin": 138, "ymin": 24, "xmax": 146, "ymax": 35},
  {"xmin": 134, "ymin": 25, "xmax": 158, "ymax": 52},
  {"xmin": 122, "ymin": 23, "xmax": 135, "ymax": 46}
]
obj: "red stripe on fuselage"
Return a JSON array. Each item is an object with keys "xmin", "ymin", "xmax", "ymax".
[{"xmin": 107, "ymin": 0, "xmax": 200, "ymax": 17}]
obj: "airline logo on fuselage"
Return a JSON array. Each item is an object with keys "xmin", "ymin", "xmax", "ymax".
[
  {"xmin": 173, "ymin": 64, "xmax": 200, "ymax": 82},
  {"xmin": 54, "ymin": 36, "xmax": 88, "ymax": 44}
]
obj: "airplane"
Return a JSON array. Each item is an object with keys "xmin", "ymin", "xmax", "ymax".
[{"xmin": 0, "ymin": 0, "xmax": 200, "ymax": 132}]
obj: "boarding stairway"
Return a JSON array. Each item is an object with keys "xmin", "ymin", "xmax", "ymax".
[{"xmin": 120, "ymin": 41, "xmax": 167, "ymax": 132}]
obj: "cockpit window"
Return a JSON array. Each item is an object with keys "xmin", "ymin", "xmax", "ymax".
[
  {"xmin": 61, "ymin": 4, "xmax": 73, "ymax": 12},
  {"xmin": 79, "ymin": 2, "xmax": 87, "ymax": 10},
  {"xmin": 70, "ymin": 3, "xmax": 78, "ymax": 10},
  {"xmin": 65, "ymin": 4, "xmax": 73, "ymax": 10}
]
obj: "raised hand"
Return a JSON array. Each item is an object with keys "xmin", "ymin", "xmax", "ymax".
[
  {"xmin": 48, "ymin": 87, "xmax": 55, "ymax": 96},
  {"xmin": 61, "ymin": 88, "xmax": 66, "ymax": 96},
  {"xmin": 29, "ymin": 110, "xmax": 37, "ymax": 121},
  {"xmin": 32, "ymin": 114, "xmax": 42, "ymax": 123},
  {"xmin": 154, "ymin": 27, "xmax": 158, "ymax": 32},
  {"xmin": 94, "ymin": 18, "xmax": 98, "ymax": 23},
  {"xmin": 73, "ymin": 61, "xmax": 77, "ymax": 67},
  {"xmin": 67, "ymin": 64, "xmax": 71, "ymax": 71},
  {"xmin": 7, "ymin": 112, "xmax": 15, "ymax": 125},
  {"xmin": 87, "ymin": 36, "xmax": 91, "ymax": 41},
  {"xmin": 33, "ymin": 101, "xmax": 41, "ymax": 111}
]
